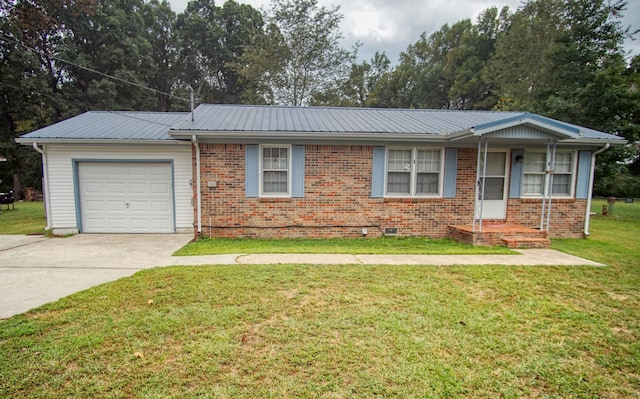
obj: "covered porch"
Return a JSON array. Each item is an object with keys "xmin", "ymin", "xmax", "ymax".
[{"xmin": 446, "ymin": 114, "xmax": 600, "ymax": 248}]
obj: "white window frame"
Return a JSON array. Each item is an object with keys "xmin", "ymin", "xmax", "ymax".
[
  {"xmin": 384, "ymin": 147, "xmax": 444, "ymax": 197},
  {"xmin": 259, "ymin": 144, "xmax": 292, "ymax": 197},
  {"xmin": 522, "ymin": 150, "xmax": 577, "ymax": 198}
]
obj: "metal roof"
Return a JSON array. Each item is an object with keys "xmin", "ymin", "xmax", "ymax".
[
  {"xmin": 17, "ymin": 111, "xmax": 190, "ymax": 143},
  {"xmin": 173, "ymin": 104, "xmax": 528, "ymax": 134},
  {"xmin": 16, "ymin": 105, "xmax": 624, "ymax": 145},
  {"xmin": 170, "ymin": 104, "xmax": 624, "ymax": 144}
]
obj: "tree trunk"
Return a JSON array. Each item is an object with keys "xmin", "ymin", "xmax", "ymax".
[{"xmin": 13, "ymin": 172, "xmax": 22, "ymax": 201}]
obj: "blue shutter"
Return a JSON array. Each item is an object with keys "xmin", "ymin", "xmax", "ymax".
[
  {"xmin": 509, "ymin": 149, "xmax": 524, "ymax": 199},
  {"xmin": 372, "ymin": 147, "xmax": 385, "ymax": 198},
  {"xmin": 576, "ymin": 151, "xmax": 592, "ymax": 199},
  {"xmin": 292, "ymin": 145, "xmax": 305, "ymax": 198},
  {"xmin": 245, "ymin": 145, "xmax": 259, "ymax": 197},
  {"xmin": 443, "ymin": 148, "xmax": 458, "ymax": 198}
]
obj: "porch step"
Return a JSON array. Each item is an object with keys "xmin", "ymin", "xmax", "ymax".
[
  {"xmin": 447, "ymin": 224, "xmax": 550, "ymax": 248},
  {"xmin": 501, "ymin": 237, "xmax": 551, "ymax": 249}
]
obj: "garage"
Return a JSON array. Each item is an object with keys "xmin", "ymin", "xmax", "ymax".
[{"xmin": 78, "ymin": 161, "xmax": 174, "ymax": 233}]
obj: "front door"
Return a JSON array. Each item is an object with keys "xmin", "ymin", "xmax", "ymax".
[{"xmin": 476, "ymin": 151, "xmax": 508, "ymax": 220}]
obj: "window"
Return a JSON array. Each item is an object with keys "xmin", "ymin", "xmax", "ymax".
[
  {"xmin": 386, "ymin": 148, "xmax": 442, "ymax": 196},
  {"xmin": 522, "ymin": 151, "xmax": 575, "ymax": 197},
  {"xmin": 261, "ymin": 145, "xmax": 291, "ymax": 195}
]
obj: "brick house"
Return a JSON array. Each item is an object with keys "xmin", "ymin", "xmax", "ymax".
[{"xmin": 17, "ymin": 104, "xmax": 624, "ymax": 246}]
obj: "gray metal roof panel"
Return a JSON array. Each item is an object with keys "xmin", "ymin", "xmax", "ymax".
[
  {"xmin": 19, "ymin": 111, "xmax": 190, "ymax": 141},
  {"xmin": 18, "ymin": 105, "xmax": 624, "ymax": 144},
  {"xmin": 173, "ymin": 104, "xmax": 531, "ymax": 134}
]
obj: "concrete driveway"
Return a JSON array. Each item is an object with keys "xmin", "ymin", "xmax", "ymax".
[
  {"xmin": 0, "ymin": 234, "xmax": 195, "ymax": 319},
  {"xmin": 0, "ymin": 234, "xmax": 603, "ymax": 319}
]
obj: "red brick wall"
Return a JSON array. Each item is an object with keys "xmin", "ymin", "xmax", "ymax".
[
  {"xmin": 506, "ymin": 198, "xmax": 586, "ymax": 238},
  {"xmin": 194, "ymin": 144, "xmax": 586, "ymax": 238}
]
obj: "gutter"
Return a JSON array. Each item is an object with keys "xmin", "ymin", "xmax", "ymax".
[
  {"xmin": 192, "ymin": 135, "xmax": 202, "ymax": 235},
  {"xmin": 170, "ymin": 130, "xmax": 451, "ymax": 142},
  {"xmin": 15, "ymin": 138, "xmax": 191, "ymax": 146},
  {"xmin": 584, "ymin": 143, "xmax": 610, "ymax": 236},
  {"xmin": 31, "ymin": 143, "xmax": 52, "ymax": 231},
  {"xmin": 168, "ymin": 130, "xmax": 626, "ymax": 147}
]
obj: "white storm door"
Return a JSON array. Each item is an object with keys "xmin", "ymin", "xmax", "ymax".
[
  {"xmin": 476, "ymin": 151, "xmax": 508, "ymax": 220},
  {"xmin": 78, "ymin": 162, "xmax": 174, "ymax": 233}
]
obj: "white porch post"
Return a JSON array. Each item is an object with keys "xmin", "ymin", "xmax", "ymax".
[{"xmin": 473, "ymin": 136, "xmax": 489, "ymax": 232}]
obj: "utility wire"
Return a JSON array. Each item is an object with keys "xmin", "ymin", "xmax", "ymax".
[{"xmin": 0, "ymin": 32, "xmax": 191, "ymax": 103}]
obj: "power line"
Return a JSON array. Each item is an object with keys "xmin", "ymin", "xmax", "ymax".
[{"xmin": 0, "ymin": 32, "xmax": 191, "ymax": 103}]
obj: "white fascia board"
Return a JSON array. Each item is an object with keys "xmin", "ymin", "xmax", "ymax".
[
  {"xmin": 557, "ymin": 138, "xmax": 627, "ymax": 146},
  {"xmin": 14, "ymin": 138, "xmax": 191, "ymax": 146}
]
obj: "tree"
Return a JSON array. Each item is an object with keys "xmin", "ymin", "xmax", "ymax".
[
  {"xmin": 175, "ymin": 0, "xmax": 264, "ymax": 104},
  {"xmin": 67, "ymin": 0, "xmax": 159, "ymax": 112},
  {"xmin": 238, "ymin": 0, "xmax": 354, "ymax": 106},
  {"xmin": 0, "ymin": 0, "xmax": 96, "ymax": 197},
  {"xmin": 311, "ymin": 50, "xmax": 391, "ymax": 107},
  {"xmin": 142, "ymin": 0, "xmax": 178, "ymax": 111},
  {"xmin": 487, "ymin": 0, "xmax": 637, "ymax": 196},
  {"xmin": 486, "ymin": 0, "xmax": 566, "ymax": 112},
  {"xmin": 373, "ymin": 9, "xmax": 508, "ymax": 110}
]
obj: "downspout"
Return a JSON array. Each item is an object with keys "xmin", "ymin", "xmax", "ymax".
[
  {"xmin": 584, "ymin": 143, "xmax": 610, "ymax": 236},
  {"xmin": 32, "ymin": 143, "xmax": 52, "ymax": 231},
  {"xmin": 191, "ymin": 135, "xmax": 202, "ymax": 235}
]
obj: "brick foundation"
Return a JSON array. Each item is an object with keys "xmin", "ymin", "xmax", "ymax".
[{"xmin": 194, "ymin": 145, "xmax": 587, "ymax": 239}]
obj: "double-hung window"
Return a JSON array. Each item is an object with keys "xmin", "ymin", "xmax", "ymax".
[
  {"xmin": 522, "ymin": 151, "xmax": 575, "ymax": 197},
  {"xmin": 386, "ymin": 148, "xmax": 442, "ymax": 196},
  {"xmin": 261, "ymin": 145, "xmax": 291, "ymax": 196}
]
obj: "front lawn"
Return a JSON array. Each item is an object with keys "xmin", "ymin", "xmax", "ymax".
[
  {"xmin": 1, "ymin": 201, "xmax": 639, "ymax": 398},
  {"xmin": 0, "ymin": 201, "xmax": 46, "ymax": 235},
  {"xmin": 175, "ymin": 236, "xmax": 516, "ymax": 255}
]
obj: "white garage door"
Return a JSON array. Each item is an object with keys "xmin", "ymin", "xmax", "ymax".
[{"xmin": 78, "ymin": 162, "xmax": 174, "ymax": 233}]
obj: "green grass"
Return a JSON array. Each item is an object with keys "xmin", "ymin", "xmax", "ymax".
[
  {"xmin": 1, "ymin": 201, "xmax": 639, "ymax": 397},
  {"xmin": 176, "ymin": 236, "xmax": 516, "ymax": 255},
  {"xmin": 0, "ymin": 201, "xmax": 46, "ymax": 234}
]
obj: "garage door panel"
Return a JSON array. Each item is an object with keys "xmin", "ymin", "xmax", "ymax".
[
  {"xmin": 106, "ymin": 220, "xmax": 128, "ymax": 231},
  {"xmin": 150, "ymin": 218, "xmax": 171, "ymax": 229},
  {"xmin": 105, "ymin": 164, "xmax": 127, "ymax": 177},
  {"xmin": 84, "ymin": 217, "xmax": 107, "ymax": 230},
  {"xmin": 84, "ymin": 182, "xmax": 105, "ymax": 194},
  {"xmin": 128, "ymin": 164, "xmax": 147, "ymax": 176},
  {"xmin": 130, "ymin": 218, "xmax": 151, "ymax": 229},
  {"xmin": 81, "ymin": 164, "xmax": 104, "ymax": 176},
  {"xmin": 151, "ymin": 182, "xmax": 170, "ymax": 194},
  {"xmin": 106, "ymin": 200, "xmax": 127, "ymax": 212},
  {"xmin": 151, "ymin": 201, "xmax": 169, "ymax": 212},
  {"xmin": 148, "ymin": 164, "xmax": 171, "ymax": 177},
  {"xmin": 129, "ymin": 200, "xmax": 148, "ymax": 212},
  {"xmin": 106, "ymin": 182, "xmax": 126, "ymax": 195},
  {"xmin": 79, "ymin": 162, "xmax": 174, "ymax": 233},
  {"xmin": 84, "ymin": 200, "xmax": 106, "ymax": 211},
  {"xmin": 129, "ymin": 182, "xmax": 147, "ymax": 194}
]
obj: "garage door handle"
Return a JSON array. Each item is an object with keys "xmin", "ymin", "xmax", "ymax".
[{"xmin": 125, "ymin": 202, "xmax": 129, "ymax": 208}]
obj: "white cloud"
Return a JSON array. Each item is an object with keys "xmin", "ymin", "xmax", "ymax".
[{"xmin": 168, "ymin": 0, "xmax": 639, "ymax": 62}]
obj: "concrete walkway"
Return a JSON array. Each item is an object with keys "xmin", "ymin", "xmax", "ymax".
[{"xmin": 0, "ymin": 234, "xmax": 603, "ymax": 319}]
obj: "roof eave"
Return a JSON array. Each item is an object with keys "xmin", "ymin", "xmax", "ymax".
[
  {"xmin": 15, "ymin": 138, "xmax": 190, "ymax": 145},
  {"xmin": 169, "ymin": 130, "xmax": 449, "ymax": 142},
  {"xmin": 557, "ymin": 138, "xmax": 627, "ymax": 146}
]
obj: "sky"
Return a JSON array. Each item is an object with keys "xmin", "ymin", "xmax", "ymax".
[{"xmin": 168, "ymin": 0, "xmax": 640, "ymax": 64}]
